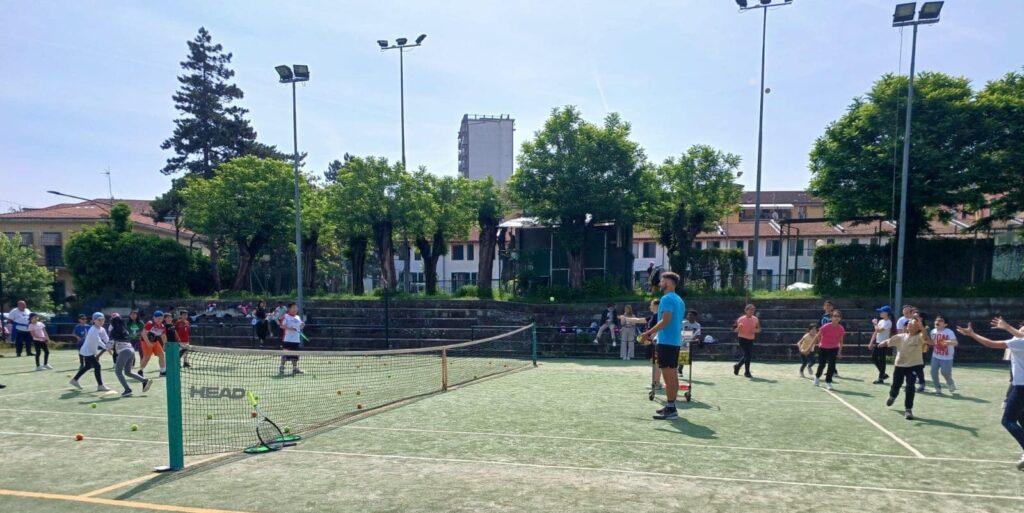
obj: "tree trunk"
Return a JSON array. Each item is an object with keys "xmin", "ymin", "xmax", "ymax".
[
  {"xmin": 209, "ymin": 238, "xmax": 222, "ymax": 291},
  {"xmin": 402, "ymin": 240, "xmax": 412, "ymax": 293},
  {"xmin": 567, "ymin": 249, "xmax": 586, "ymax": 290},
  {"xmin": 561, "ymin": 216, "xmax": 588, "ymax": 291},
  {"xmin": 346, "ymin": 236, "xmax": 368, "ymax": 295},
  {"xmin": 231, "ymin": 234, "xmax": 269, "ymax": 291},
  {"xmin": 302, "ymin": 234, "xmax": 318, "ymax": 293},
  {"xmin": 416, "ymin": 231, "xmax": 446, "ymax": 296},
  {"xmin": 372, "ymin": 221, "xmax": 397, "ymax": 292},
  {"xmin": 477, "ymin": 219, "xmax": 499, "ymax": 295}
]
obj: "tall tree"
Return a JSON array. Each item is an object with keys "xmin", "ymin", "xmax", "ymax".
[
  {"xmin": 509, "ymin": 106, "xmax": 650, "ymax": 290},
  {"xmin": 975, "ymin": 68, "xmax": 1024, "ymax": 227},
  {"xmin": 644, "ymin": 145, "xmax": 742, "ymax": 279},
  {"xmin": 160, "ymin": 27, "xmax": 258, "ymax": 180},
  {"xmin": 326, "ymin": 156, "xmax": 410, "ymax": 292},
  {"xmin": 472, "ymin": 177, "xmax": 506, "ymax": 296},
  {"xmin": 0, "ymin": 235, "xmax": 54, "ymax": 311},
  {"xmin": 180, "ymin": 156, "xmax": 299, "ymax": 291},
  {"xmin": 407, "ymin": 172, "xmax": 476, "ymax": 295},
  {"xmin": 808, "ymin": 72, "xmax": 984, "ymax": 244}
]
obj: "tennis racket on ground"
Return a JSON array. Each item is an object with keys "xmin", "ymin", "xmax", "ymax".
[{"xmin": 244, "ymin": 390, "xmax": 299, "ymax": 454}]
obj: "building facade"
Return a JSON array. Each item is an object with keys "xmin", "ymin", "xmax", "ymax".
[
  {"xmin": 457, "ymin": 114, "xmax": 514, "ymax": 184},
  {"xmin": 0, "ymin": 199, "xmax": 194, "ymax": 299}
]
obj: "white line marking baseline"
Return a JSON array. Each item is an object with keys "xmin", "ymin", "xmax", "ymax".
[{"xmin": 824, "ymin": 389, "xmax": 926, "ymax": 458}]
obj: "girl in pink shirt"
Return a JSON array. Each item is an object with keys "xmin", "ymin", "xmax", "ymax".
[
  {"xmin": 733, "ymin": 304, "xmax": 761, "ymax": 378},
  {"xmin": 28, "ymin": 313, "xmax": 52, "ymax": 371},
  {"xmin": 813, "ymin": 310, "xmax": 846, "ymax": 390}
]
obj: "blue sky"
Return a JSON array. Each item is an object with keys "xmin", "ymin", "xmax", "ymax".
[{"xmin": 2, "ymin": 0, "xmax": 1021, "ymax": 210}]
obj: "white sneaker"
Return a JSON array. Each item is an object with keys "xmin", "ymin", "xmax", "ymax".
[
  {"xmin": 68, "ymin": 379, "xmax": 82, "ymax": 390},
  {"xmin": 949, "ymin": 385, "xmax": 957, "ymax": 393},
  {"xmin": 825, "ymin": 383, "xmax": 833, "ymax": 391},
  {"xmin": 97, "ymin": 385, "xmax": 111, "ymax": 392},
  {"xmin": 44, "ymin": 364, "xmax": 53, "ymax": 370},
  {"xmin": 813, "ymin": 377, "xmax": 820, "ymax": 387},
  {"xmin": 1016, "ymin": 454, "xmax": 1024, "ymax": 471},
  {"xmin": 611, "ymin": 342, "xmax": 617, "ymax": 347},
  {"xmin": 592, "ymin": 339, "xmax": 599, "ymax": 344},
  {"xmin": 35, "ymin": 365, "xmax": 46, "ymax": 371}
]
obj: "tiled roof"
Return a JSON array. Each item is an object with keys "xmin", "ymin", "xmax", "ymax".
[{"xmin": 0, "ymin": 199, "xmax": 192, "ymax": 237}]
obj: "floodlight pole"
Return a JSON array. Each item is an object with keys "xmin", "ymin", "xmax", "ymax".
[
  {"xmin": 290, "ymin": 80, "xmax": 305, "ymax": 315},
  {"xmin": 894, "ymin": 23, "xmax": 918, "ymax": 315},
  {"xmin": 738, "ymin": 1, "xmax": 792, "ymax": 290}
]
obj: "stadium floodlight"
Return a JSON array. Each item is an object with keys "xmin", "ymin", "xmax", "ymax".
[
  {"xmin": 736, "ymin": 0, "xmax": 748, "ymax": 7},
  {"xmin": 760, "ymin": 0, "xmax": 771, "ymax": 4},
  {"xmin": 919, "ymin": 1, "xmax": 943, "ymax": 21},
  {"xmin": 893, "ymin": 3, "xmax": 916, "ymax": 25},
  {"xmin": 396, "ymin": 37, "xmax": 408, "ymax": 46},
  {"xmin": 293, "ymin": 64, "xmax": 310, "ymax": 81},
  {"xmin": 416, "ymin": 34, "xmax": 427, "ymax": 44},
  {"xmin": 377, "ymin": 39, "xmax": 389, "ymax": 49},
  {"xmin": 275, "ymin": 65, "xmax": 293, "ymax": 82}
]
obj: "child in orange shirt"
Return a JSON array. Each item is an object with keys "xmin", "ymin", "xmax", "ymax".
[{"xmin": 733, "ymin": 304, "xmax": 761, "ymax": 378}]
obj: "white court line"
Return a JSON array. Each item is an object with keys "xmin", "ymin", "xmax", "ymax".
[
  {"xmin": 284, "ymin": 448, "xmax": 1024, "ymax": 502},
  {"xmin": 824, "ymin": 389, "xmax": 926, "ymax": 458},
  {"xmin": 0, "ymin": 407, "xmax": 166, "ymax": 420},
  {"xmin": 341, "ymin": 424, "xmax": 1013, "ymax": 465},
  {"xmin": 0, "ymin": 430, "xmax": 166, "ymax": 445},
  {"xmin": 0, "ymin": 386, "xmax": 82, "ymax": 399},
  {"xmin": 714, "ymin": 396, "xmax": 830, "ymax": 404}
]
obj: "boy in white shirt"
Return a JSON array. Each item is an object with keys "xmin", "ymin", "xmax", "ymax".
[
  {"xmin": 279, "ymin": 303, "xmax": 305, "ymax": 375},
  {"xmin": 929, "ymin": 316, "xmax": 958, "ymax": 393},
  {"xmin": 957, "ymin": 317, "xmax": 1024, "ymax": 471}
]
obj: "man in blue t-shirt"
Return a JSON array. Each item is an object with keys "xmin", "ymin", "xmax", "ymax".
[{"xmin": 641, "ymin": 271, "xmax": 686, "ymax": 420}]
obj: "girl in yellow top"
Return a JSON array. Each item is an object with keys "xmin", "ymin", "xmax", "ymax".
[
  {"xmin": 796, "ymin": 323, "xmax": 818, "ymax": 378},
  {"xmin": 873, "ymin": 314, "xmax": 935, "ymax": 420}
]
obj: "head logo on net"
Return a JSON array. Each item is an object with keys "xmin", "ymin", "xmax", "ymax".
[{"xmin": 190, "ymin": 386, "xmax": 247, "ymax": 399}]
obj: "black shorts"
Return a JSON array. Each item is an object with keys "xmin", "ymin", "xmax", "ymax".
[
  {"xmin": 656, "ymin": 344, "xmax": 681, "ymax": 370},
  {"xmin": 281, "ymin": 342, "xmax": 302, "ymax": 351}
]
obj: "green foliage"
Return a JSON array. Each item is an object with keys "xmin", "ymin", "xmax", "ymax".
[
  {"xmin": 471, "ymin": 177, "xmax": 506, "ymax": 295},
  {"xmin": 975, "ymin": 68, "xmax": 1024, "ymax": 227},
  {"xmin": 808, "ymin": 72, "xmax": 985, "ymax": 240},
  {"xmin": 509, "ymin": 106, "xmax": 651, "ymax": 290},
  {"xmin": 407, "ymin": 172, "xmax": 477, "ymax": 295},
  {"xmin": 180, "ymin": 156, "xmax": 299, "ymax": 290},
  {"xmin": 454, "ymin": 285, "xmax": 479, "ymax": 298},
  {"xmin": 643, "ymin": 145, "xmax": 742, "ymax": 283},
  {"xmin": 110, "ymin": 203, "xmax": 132, "ymax": 233},
  {"xmin": 64, "ymin": 225, "xmax": 190, "ymax": 298},
  {"xmin": 683, "ymin": 248, "xmax": 747, "ymax": 293},
  {"xmin": 0, "ymin": 234, "xmax": 54, "ymax": 310}
]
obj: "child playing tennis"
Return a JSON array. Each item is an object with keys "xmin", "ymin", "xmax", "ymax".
[
  {"xmin": 73, "ymin": 314, "xmax": 90, "ymax": 368},
  {"xmin": 109, "ymin": 314, "xmax": 152, "ymax": 397},
  {"xmin": 69, "ymin": 312, "xmax": 111, "ymax": 392},
  {"xmin": 733, "ymin": 304, "xmax": 761, "ymax": 378},
  {"xmin": 175, "ymin": 310, "xmax": 192, "ymax": 368},
  {"xmin": 28, "ymin": 313, "xmax": 52, "ymax": 371},
  {"xmin": 929, "ymin": 315, "xmax": 958, "ymax": 394},
  {"xmin": 873, "ymin": 313, "xmax": 934, "ymax": 420},
  {"xmin": 279, "ymin": 303, "xmax": 304, "ymax": 375},
  {"xmin": 796, "ymin": 323, "xmax": 818, "ymax": 378},
  {"xmin": 814, "ymin": 310, "xmax": 845, "ymax": 390}
]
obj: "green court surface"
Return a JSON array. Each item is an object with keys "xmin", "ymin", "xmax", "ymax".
[{"xmin": 1, "ymin": 350, "xmax": 1023, "ymax": 513}]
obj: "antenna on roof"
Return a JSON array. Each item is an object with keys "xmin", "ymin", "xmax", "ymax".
[{"xmin": 102, "ymin": 168, "xmax": 113, "ymax": 205}]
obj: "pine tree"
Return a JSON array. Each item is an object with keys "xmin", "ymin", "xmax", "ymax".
[{"xmin": 160, "ymin": 27, "xmax": 257, "ymax": 179}]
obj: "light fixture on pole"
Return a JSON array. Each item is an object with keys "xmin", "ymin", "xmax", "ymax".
[
  {"xmin": 47, "ymin": 190, "xmax": 112, "ymax": 213},
  {"xmin": 275, "ymin": 64, "xmax": 310, "ymax": 314},
  {"xmin": 735, "ymin": 0, "xmax": 793, "ymax": 290},
  {"xmin": 891, "ymin": 1, "xmax": 943, "ymax": 314},
  {"xmin": 377, "ymin": 34, "xmax": 427, "ymax": 170}
]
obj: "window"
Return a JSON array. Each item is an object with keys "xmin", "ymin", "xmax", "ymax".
[
  {"xmin": 850, "ymin": 238, "xmax": 860, "ymax": 246},
  {"xmin": 41, "ymin": 232, "xmax": 63, "ymax": 267},
  {"xmin": 18, "ymin": 232, "xmax": 34, "ymax": 246},
  {"xmin": 642, "ymin": 242, "xmax": 656, "ymax": 259},
  {"xmin": 765, "ymin": 240, "xmax": 781, "ymax": 257},
  {"xmin": 746, "ymin": 240, "xmax": 754, "ymax": 257},
  {"xmin": 709, "ymin": 241, "xmax": 721, "ymax": 249},
  {"xmin": 450, "ymin": 272, "xmax": 477, "ymax": 291},
  {"xmin": 826, "ymin": 238, "xmax": 835, "ymax": 246},
  {"xmin": 693, "ymin": 241, "xmax": 702, "ymax": 250},
  {"xmin": 467, "ymin": 244, "xmax": 475, "ymax": 261},
  {"xmin": 870, "ymin": 237, "xmax": 880, "ymax": 246},
  {"xmin": 733, "ymin": 240, "xmax": 744, "ymax": 251},
  {"xmin": 798, "ymin": 206, "xmax": 808, "ymax": 219},
  {"xmin": 789, "ymin": 239, "xmax": 801, "ymax": 256},
  {"xmin": 755, "ymin": 270, "xmax": 774, "ymax": 290},
  {"xmin": 451, "ymin": 244, "xmax": 465, "ymax": 260}
]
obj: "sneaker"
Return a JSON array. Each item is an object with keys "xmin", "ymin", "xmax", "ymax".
[
  {"xmin": 733, "ymin": 364, "xmax": 740, "ymax": 376},
  {"xmin": 292, "ymin": 368, "xmax": 304, "ymax": 375},
  {"xmin": 813, "ymin": 377, "xmax": 820, "ymax": 387},
  {"xmin": 278, "ymin": 366, "xmax": 285, "ymax": 376},
  {"xmin": 1016, "ymin": 454, "xmax": 1024, "ymax": 471},
  {"xmin": 142, "ymin": 379, "xmax": 153, "ymax": 393},
  {"xmin": 592, "ymin": 339, "xmax": 599, "ymax": 345},
  {"xmin": 904, "ymin": 410, "xmax": 914, "ymax": 420},
  {"xmin": 121, "ymin": 390, "xmax": 133, "ymax": 398},
  {"xmin": 138, "ymin": 369, "xmax": 145, "ymax": 377},
  {"xmin": 744, "ymin": 373, "xmax": 753, "ymax": 379},
  {"xmin": 611, "ymin": 342, "xmax": 617, "ymax": 347},
  {"xmin": 44, "ymin": 364, "xmax": 53, "ymax": 370},
  {"xmin": 653, "ymin": 408, "xmax": 678, "ymax": 420},
  {"xmin": 0, "ymin": 384, "xmax": 6, "ymax": 388},
  {"xmin": 825, "ymin": 383, "xmax": 833, "ymax": 391},
  {"xmin": 882, "ymin": 373, "xmax": 890, "ymax": 380},
  {"xmin": 949, "ymin": 385, "xmax": 958, "ymax": 393},
  {"xmin": 886, "ymin": 396, "xmax": 896, "ymax": 407},
  {"xmin": 159, "ymin": 370, "xmax": 167, "ymax": 377},
  {"xmin": 68, "ymin": 379, "xmax": 82, "ymax": 390},
  {"xmin": 35, "ymin": 365, "xmax": 46, "ymax": 371},
  {"xmin": 872, "ymin": 379, "xmax": 885, "ymax": 385},
  {"xmin": 916, "ymin": 385, "xmax": 925, "ymax": 393},
  {"xmin": 97, "ymin": 384, "xmax": 111, "ymax": 392},
  {"xmin": 934, "ymin": 388, "xmax": 942, "ymax": 395}
]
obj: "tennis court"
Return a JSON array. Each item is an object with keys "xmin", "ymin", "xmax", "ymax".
[{"xmin": 1, "ymin": 350, "xmax": 1022, "ymax": 513}]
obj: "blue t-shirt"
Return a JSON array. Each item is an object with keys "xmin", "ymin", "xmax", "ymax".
[
  {"xmin": 73, "ymin": 324, "xmax": 90, "ymax": 348},
  {"xmin": 657, "ymin": 291, "xmax": 685, "ymax": 347}
]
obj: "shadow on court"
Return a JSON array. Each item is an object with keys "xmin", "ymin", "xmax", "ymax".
[
  {"xmin": 746, "ymin": 377, "xmax": 777, "ymax": 384},
  {"xmin": 903, "ymin": 413, "xmax": 981, "ymax": 437},
  {"xmin": 830, "ymin": 389, "xmax": 873, "ymax": 398},
  {"xmin": 655, "ymin": 417, "xmax": 718, "ymax": 440}
]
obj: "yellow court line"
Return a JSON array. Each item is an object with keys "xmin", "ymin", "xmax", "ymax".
[
  {"xmin": 0, "ymin": 488, "xmax": 257, "ymax": 513},
  {"xmin": 79, "ymin": 453, "xmax": 233, "ymax": 498}
]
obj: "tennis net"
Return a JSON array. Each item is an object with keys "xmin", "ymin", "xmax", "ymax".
[{"xmin": 166, "ymin": 324, "xmax": 536, "ymax": 458}]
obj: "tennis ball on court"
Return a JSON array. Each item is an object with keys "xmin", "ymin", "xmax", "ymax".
[
  {"xmin": 336, "ymin": 390, "xmax": 343, "ymax": 395},
  {"xmin": 356, "ymin": 404, "xmax": 363, "ymax": 410},
  {"xmin": 387, "ymin": 375, "xmax": 391, "ymax": 379},
  {"xmin": 130, "ymin": 424, "xmax": 139, "ymax": 432},
  {"xmin": 90, "ymin": 402, "xmax": 98, "ymax": 409},
  {"xmin": 206, "ymin": 413, "xmax": 213, "ymax": 420},
  {"xmin": 67, "ymin": 374, "xmax": 72, "ymax": 378},
  {"xmin": 283, "ymin": 426, "xmax": 292, "ymax": 434},
  {"xmin": 356, "ymin": 390, "xmax": 361, "ymax": 396},
  {"xmin": 473, "ymin": 375, "xmax": 478, "ymax": 380},
  {"xmin": 75, "ymin": 433, "xmax": 84, "ymax": 441}
]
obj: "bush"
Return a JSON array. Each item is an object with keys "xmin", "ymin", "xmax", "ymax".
[
  {"xmin": 455, "ymin": 285, "xmax": 479, "ymax": 298},
  {"xmin": 65, "ymin": 222, "xmax": 190, "ymax": 298}
]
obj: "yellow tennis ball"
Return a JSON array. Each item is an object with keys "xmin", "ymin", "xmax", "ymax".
[
  {"xmin": 130, "ymin": 424, "xmax": 139, "ymax": 431},
  {"xmin": 206, "ymin": 413, "xmax": 213, "ymax": 420},
  {"xmin": 90, "ymin": 403, "xmax": 97, "ymax": 409}
]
